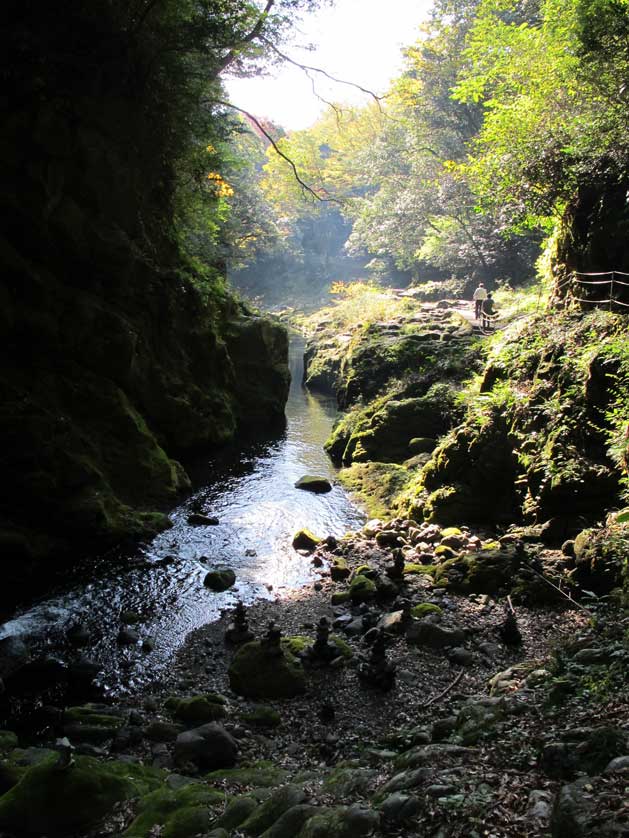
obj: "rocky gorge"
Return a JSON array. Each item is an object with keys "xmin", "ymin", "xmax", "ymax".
[
  {"xmin": 1, "ymin": 2, "xmax": 629, "ymax": 836},
  {"xmin": 0, "ymin": 283, "xmax": 628, "ymax": 837}
]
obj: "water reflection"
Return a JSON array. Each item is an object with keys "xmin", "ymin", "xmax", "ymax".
[{"xmin": 0, "ymin": 336, "xmax": 364, "ymax": 695}]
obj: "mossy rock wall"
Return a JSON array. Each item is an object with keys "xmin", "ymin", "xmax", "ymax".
[
  {"xmin": 0, "ymin": 8, "xmax": 290, "ymax": 593},
  {"xmin": 306, "ymin": 319, "xmax": 479, "ymax": 411},
  {"xmin": 328, "ymin": 386, "xmax": 459, "ymax": 466},
  {"xmin": 415, "ymin": 311, "xmax": 625, "ymax": 526}
]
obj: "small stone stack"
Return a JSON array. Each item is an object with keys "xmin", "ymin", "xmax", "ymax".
[
  {"xmin": 224, "ymin": 601, "xmax": 254, "ymax": 645},
  {"xmin": 358, "ymin": 628, "xmax": 396, "ymax": 691}
]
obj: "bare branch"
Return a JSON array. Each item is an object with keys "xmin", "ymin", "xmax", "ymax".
[
  {"xmin": 212, "ymin": 100, "xmax": 343, "ymax": 205},
  {"xmin": 303, "ymin": 68, "xmax": 344, "ymax": 125},
  {"xmin": 261, "ymin": 37, "xmax": 384, "ymax": 107}
]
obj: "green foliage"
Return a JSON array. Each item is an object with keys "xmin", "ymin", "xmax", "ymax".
[{"xmin": 453, "ymin": 0, "xmax": 629, "ymax": 232}]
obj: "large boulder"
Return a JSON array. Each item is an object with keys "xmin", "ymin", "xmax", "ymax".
[
  {"xmin": 174, "ymin": 722, "xmax": 238, "ymax": 770},
  {"xmin": 419, "ymin": 414, "xmax": 518, "ymax": 525},
  {"xmin": 239, "ymin": 784, "xmax": 307, "ymax": 836},
  {"xmin": 406, "ymin": 620, "xmax": 466, "ymax": 649},
  {"xmin": 433, "ymin": 546, "xmax": 522, "ymax": 595}
]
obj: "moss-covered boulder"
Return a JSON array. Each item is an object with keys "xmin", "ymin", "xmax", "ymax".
[
  {"xmin": 433, "ymin": 547, "xmax": 522, "ymax": 594},
  {"xmin": 434, "ymin": 547, "xmax": 522, "ymax": 594},
  {"xmin": 0, "ymin": 755, "xmax": 161, "ymax": 837},
  {"xmin": 419, "ymin": 414, "xmax": 519, "ymax": 525},
  {"xmin": 292, "ymin": 529, "xmax": 321, "ymax": 551},
  {"xmin": 212, "ymin": 796, "xmax": 259, "ymax": 831},
  {"xmin": 203, "ymin": 568, "xmax": 236, "ymax": 592},
  {"xmin": 206, "ymin": 761, "xmax": 288, "ymax": 789},
  {"xmin": 260, "ymin": 804, "xmax": 321, "ymax": 838},
  {"xmin": 330, "ymin": 557, "xmax": 350, "ymax": 581},
  {"xmin": 124, "ymin": 782, "xmax": 225, "ymax": 838},
  {"xmin": 168, "ymin": 695, "xmax": 227, "ymax": 725},
  {"xmin": 239, "ymin": 784, "xmax": 307, "ymax": 836},
  {"xmin": 298, "ymin": 804, "xmax": 380, "ymax": 838},
  {"xmin": 323, "ymin": 764, "xmax": 380, "ymax": 799},
  {"xmin": 62, "ymin": 703, "xmax": 126, "ymax": 743},
  {"xmin": 303, "ymin": 335, "xmax": 346, "ymax": 395},
  {"xmin": 572, "ymin": 525, "xmax": 629, "ymax": 593},
  {"xmin": 343, "ymin": 393, "xmax": 456, "ymax": 465},
  {"xmin": 228, "ymin": 641, "xmax": 306, "ymax": 699},
  {"xmin": 408, "ymin": 437, "xmax": 437, "ymax": 455},
  {"xmin": 349, "ymin": 574, "xmax": 377, "ymax": 603},
  {"xmin": 174, "ymin": 723, "xmax": 238, "ymax": 770},
  {"xmin": 294, "ymin": 476, "xmax": 333, "ymax": 494}
]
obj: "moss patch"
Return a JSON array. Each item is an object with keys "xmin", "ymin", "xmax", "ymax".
[
  {"xmin": 206, "ymin": 761, "xmax": 288, "ymax": 789},
  {"xmin": 241, "ymin": 706, "xmax": 282, "ymax": 729},
  {"xmin": 338, "ymin": 462, "xmax": 412, "ymax": 519},
  {"xmin": 411, "ymin": 603, "xmax": 443, "ymax": 618}
]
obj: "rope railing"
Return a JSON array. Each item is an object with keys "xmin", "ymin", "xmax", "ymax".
[{"xmin": 560, "ymin": 270, "xmax": 629, "ymax": 310}]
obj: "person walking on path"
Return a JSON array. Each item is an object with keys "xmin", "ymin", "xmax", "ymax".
[
  {"xmin": 472, "ymin": 282, "xmax": 488, "ymax": 319},
  {"xmin": 481, "ymin": 291, "xmax": 496, "ymax": 329}
]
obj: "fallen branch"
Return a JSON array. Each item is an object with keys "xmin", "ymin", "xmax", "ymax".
[{"xmin": 424, "ymin": 669, "xmax": 464, "ymax": 708}]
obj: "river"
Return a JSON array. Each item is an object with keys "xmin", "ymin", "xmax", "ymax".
[{"xmin": 0, "ymin": 336, "xmax": 364, "ymax": 697}]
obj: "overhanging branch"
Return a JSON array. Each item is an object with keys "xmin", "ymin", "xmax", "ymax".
[
  {"xmin": 212, "ymin": 100, "xmax": 343, "ymax": 204},
  {"xmin": 261, "ymin": 37, "xmax": 384, "ymax": 108}
]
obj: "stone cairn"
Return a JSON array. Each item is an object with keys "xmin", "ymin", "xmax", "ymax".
[
  {"xmin": 358, "ymin": 628, "xmax": 396, "ymax": 691},
  {"xmin": 224, "ymin": 601, "xmax": 254, "ymax": 645},
  {"xmin": 385, "ymin": 547, "xmax": 406, "ymax": 581},
  {"xmin": 398, "ymin": 598, "xmax": 412, "ymax": 628},
  {"xmin": 307, "ymin": 617, "xmax": 337, "ymax": 665},
  {"xmin": 498, "ymin": 600, "xmax": 522, "ymax": 647},
  {"xmin": 54, "ymin": 737, "xmax": 75, "ymax": 771},
  {"xmin": 264, "ymin": 620, "xmax": 283, "ymax": 657}
]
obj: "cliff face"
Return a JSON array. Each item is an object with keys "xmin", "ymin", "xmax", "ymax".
[{"xmin": 0, "ymin": 5, "xmax": 290, "ymax": 581}]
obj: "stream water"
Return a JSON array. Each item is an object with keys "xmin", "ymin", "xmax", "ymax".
[{"xmin": 0, "ymin": 336, "xmax": 364, "ymax": 697}]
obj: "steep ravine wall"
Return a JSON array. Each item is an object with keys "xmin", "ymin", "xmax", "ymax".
[{"xmin": 0, "ymin": 8, "xmax": 290, "ymax": 591}]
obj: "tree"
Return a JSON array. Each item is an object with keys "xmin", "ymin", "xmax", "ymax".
[{"xmin": 342, "ymin": 0, "xmax": 540, "ymax": 285}]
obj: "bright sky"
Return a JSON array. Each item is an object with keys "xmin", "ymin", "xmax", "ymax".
[{"xmin": 224, "ymin": 0, "xmax": 433, "ymax": 130}]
